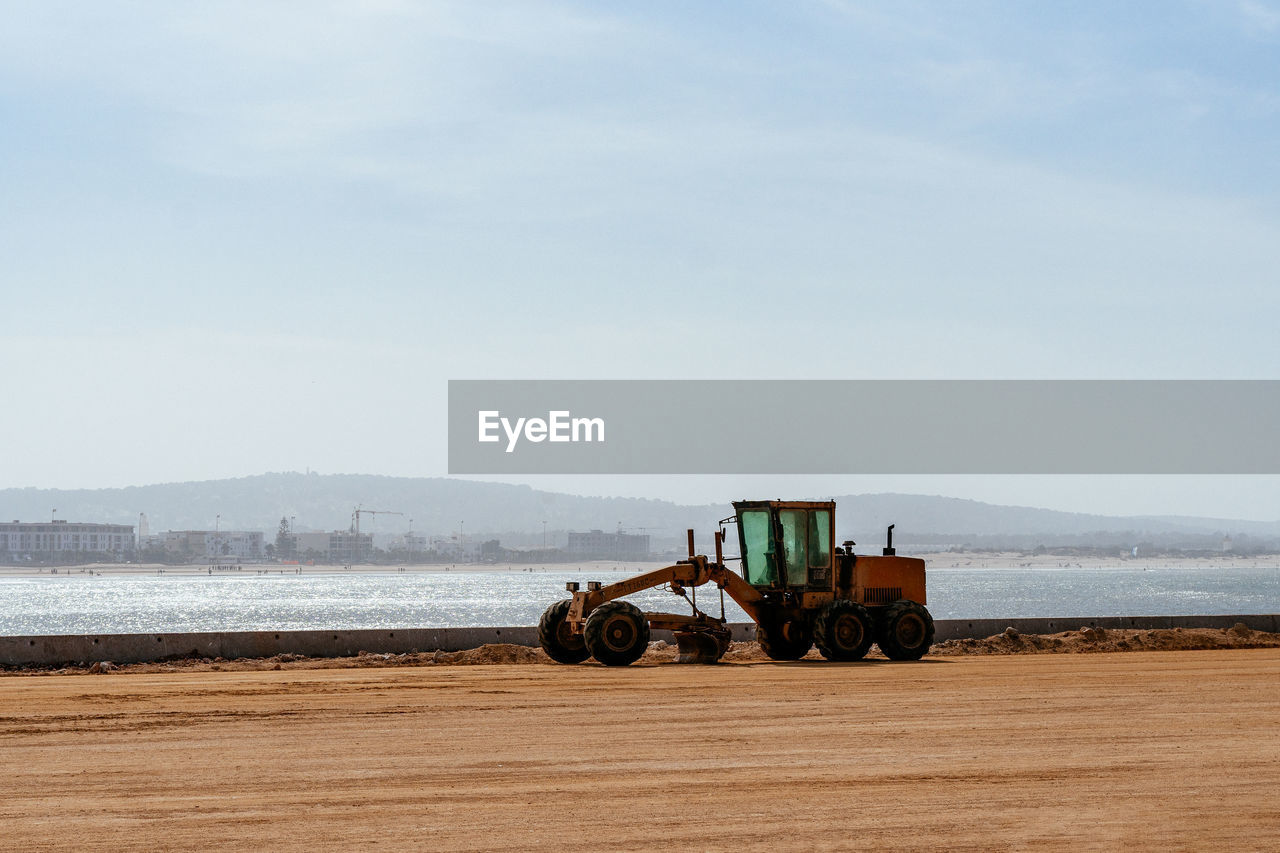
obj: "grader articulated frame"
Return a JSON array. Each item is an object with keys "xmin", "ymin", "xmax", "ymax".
[{"xmin": 538, "ymin": 500, "xmax": 935, "ymax": 666}]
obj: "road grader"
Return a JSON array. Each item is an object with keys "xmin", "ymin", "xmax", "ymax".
[{"xmin": 538, "ymin": 500, "xmax": 934, "ymax": 666}]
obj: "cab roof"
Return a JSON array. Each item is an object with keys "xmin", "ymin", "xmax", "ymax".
[{"xmin": 732, "ymin": 500, "xmax": 836, "ymax": 512}]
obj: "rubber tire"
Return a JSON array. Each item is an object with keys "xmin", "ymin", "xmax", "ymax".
[
  {"xmin": 583, "ymin": 601, "xmax": 650, "ymax": 667},
  {"xmin": 756, "ymin": 619, "xmax": 812, "ymax": 661},
  {"xmin": 814, "ymin": 599, "xmax": 875, "ymax": 661},
  {"xmin": 877, "ymin": 600, "xmax": 935, "ymax": 661},
  {"xmin": 538, "ymin": 599, "xmax": 590, "ymax": 664}
]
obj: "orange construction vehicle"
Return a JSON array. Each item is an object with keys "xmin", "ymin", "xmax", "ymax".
[{"xmin": 538, "ymin": 500, "xmax": 934, "ymax": 665}]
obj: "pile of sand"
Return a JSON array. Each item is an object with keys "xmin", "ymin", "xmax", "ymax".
[
  {"xmin": 309, "ymin": 644, "xmax": 550, "ymax": 668},
  {"xmin": 931, "ymin": 623, "xmax": 1280, "ymax": 656},
  {"xmin": 421, "ymin": 643, "xmax": 547, "ymax": 666}
]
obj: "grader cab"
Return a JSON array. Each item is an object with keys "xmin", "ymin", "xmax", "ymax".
[{"xmin": 538, "ymin": 500, "xmax": 935, "ymax": 666}]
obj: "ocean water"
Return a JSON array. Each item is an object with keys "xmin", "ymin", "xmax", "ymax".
[{"xmin": 2, "ymin": 565, "xmax": 1278, "ymax": 636}]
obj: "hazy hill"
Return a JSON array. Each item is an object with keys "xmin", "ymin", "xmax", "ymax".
[
  {"xmin": 0, "ymin": 473, "xmax": 719, "ymax": 541},
  {"xmin": 2, "ymin": 473, "xmax": 1278, "ymax": 552}
]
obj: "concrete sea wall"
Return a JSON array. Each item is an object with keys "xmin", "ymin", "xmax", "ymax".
[{"xmin": 3, "ymin": 614, "xmax": 1279, "ymax": 667}]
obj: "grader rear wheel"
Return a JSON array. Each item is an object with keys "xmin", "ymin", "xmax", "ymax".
[
  {"xmin": 877, "ymin": 600, "xmax": 935, "ymax": 661},
  {"xmin": 584, "ymin": 600, "xmax": 650, "ymax": 666},
  {"xmin": 538, "ymin": 599, "xmax": 590, "ymax": 664},
  {"xmin": 815, "ymin": 599, "xmax": 874, "ymax": 661}
]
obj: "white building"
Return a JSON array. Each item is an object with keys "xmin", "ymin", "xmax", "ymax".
[
  {"xmin": 566, "ymin": 530, "xmax": 650, "ymax": 560},
  {"xmin": 0, "ymin": 520, "xmax": 135, "ymax": 559},
  {"xmin": 327, "ymin": 531, "xmax": 374, "ymax": 563},
  {"xmin": 287, "ymin": 530, "xmax": 374, "ymax": 563},
  {"xmin": 430, "ymin": 535, "xmax": 479, "ymax": 560},
  {"xmin": 389, "ymin": 533, "xmax": 427, "ymax": 554},
  {"xmin": 142, "ymin": 530, "xmax": 265, "ymax": 561},
  {"xmin": 292, "ymin": 532, "xmax": 333, "ymax": 558}
]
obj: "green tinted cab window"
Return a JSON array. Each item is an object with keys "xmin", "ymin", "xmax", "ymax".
[
  {"xmin": 740, "ymin": 510, "xmax": 777, "ymax": 585},
  {"xmin": 778, "ymin": 509, "xmax": 808, "ymax": 586},
  {"xmin": 808, "ymin": 510, "xmax": 831, "ymax": 568}
]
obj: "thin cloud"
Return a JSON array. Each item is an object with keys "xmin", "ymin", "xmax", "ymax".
[{"xmin": 1237, "ymin": 0, "xmax": 1280, "ymax": 34}]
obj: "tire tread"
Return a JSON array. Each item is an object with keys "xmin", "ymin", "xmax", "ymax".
[
  {"xmin": 538, "ymin": 599, "xmax": 590, "ymax": 664},
  {"xmin": 876, "ymin": 599, "xmax": 935, "ymax": 661},
  {"xmin": 583, "ymin": 600, "xmax": 650, "ymax": 667},
  {"xmin": 814, "ymin": 599, "xmax": 874, "ymax": 661}
]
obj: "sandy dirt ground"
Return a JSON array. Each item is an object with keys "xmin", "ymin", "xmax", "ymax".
[{"xmin": 3, "ymin": 648, "xmax": 1279, "ymax": 852}]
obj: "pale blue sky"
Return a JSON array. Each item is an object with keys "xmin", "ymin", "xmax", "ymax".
[{"xmin": 2, "ymin": 2, "xmax": 1278, "ymax": 518}]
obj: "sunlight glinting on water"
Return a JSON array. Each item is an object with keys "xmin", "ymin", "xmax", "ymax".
[{"xmin": 3, "ymin": 566, "xmax": 1279, "ymax": 636}]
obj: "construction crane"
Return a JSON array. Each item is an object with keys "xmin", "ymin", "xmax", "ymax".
[{"xmin": 350, "ymin": 506, "xmax": 405, "ymax": 539}]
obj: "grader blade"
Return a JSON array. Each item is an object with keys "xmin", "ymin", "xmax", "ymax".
[{"xmin": 674, "ymin": 630, "xmax": 730, "ymax": 664}]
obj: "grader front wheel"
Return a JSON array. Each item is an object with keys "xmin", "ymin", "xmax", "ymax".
[
  {"xmin": 584, "ymin": 600, "xmax": 650, "ymax": 666},
  {"xmin": 538, "ymin": 599, "xmax": 590, "ymax": 664}
]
